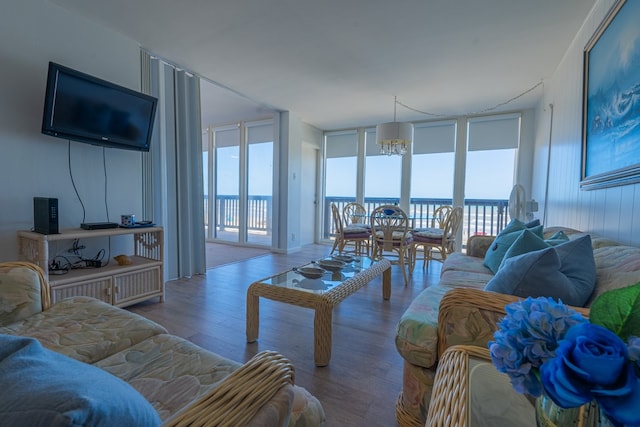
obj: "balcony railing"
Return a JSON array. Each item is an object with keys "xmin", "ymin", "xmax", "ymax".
[
  {"xmin": 206, "ymin": 195, "xmax": 510, "ymax": 247},
  {"xmin": 204, "ymin": 195, "xmax": 273, "ymax": 234},
  {"xmin": 323, "ymin": 197, "xmax": 510, "ymax": 248}
]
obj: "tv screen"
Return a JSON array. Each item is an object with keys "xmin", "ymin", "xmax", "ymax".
[{"xmin": 41, "ymin": 62, "xmax": 158, "ymax": 152}]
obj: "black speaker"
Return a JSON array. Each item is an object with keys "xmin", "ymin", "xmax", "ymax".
[{"xmin": 33, "ymin": 197, "xmax": 59, "ymax": 234}]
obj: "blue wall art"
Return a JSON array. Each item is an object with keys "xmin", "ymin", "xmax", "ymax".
[{"xmin": 582, "ymin": 0, "xmax": 640, "ymax": 190}]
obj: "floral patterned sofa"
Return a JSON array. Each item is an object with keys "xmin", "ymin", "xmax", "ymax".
[
  {"xmin": 393, "ymin": 226, "xmax": 640, "ymax": 427},
  {"xmin": 0, "ymin": 261, "xmax": 325, "ymax": 426}
]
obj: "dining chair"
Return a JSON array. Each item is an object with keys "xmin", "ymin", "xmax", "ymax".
[
  {"xmin": 430, "ymin": 205, "xmax": 453, "ymax": 229},
  {"xmin": 370, "ymin": 204, "xmax": 414, "ymax": 286},
  {"xmin": 342, "ymin": 202, "xmax": 369, "ymax": 230},
  {"xmin": 330, "ymin": 203, "xmax": 371, "ymax": 256},
  {"xmin": 413, "ymin": 204, "xmax": 452, "ymax": 234},
  {"xmin": 411, "ymin": 206, "xmax": 463, "ymax": 270}
]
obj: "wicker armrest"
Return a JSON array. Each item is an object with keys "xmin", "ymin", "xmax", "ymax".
[
  {"xmin": 436, "ymin": 288, "xmax": 589, "ymax": 359},
  {"xmin": 427, "ymin": 345, "xmax": 491, "ymax": 427},
  {"xmin": 428, "ymin": 345, "xmax": 538, "ymax": 427},
  {"xmin": 162, "ymin": 350, "xmax": 295, "ymax": 427},
  {"xmin": 465, "ymin": 235, "xmax": 495, "ymax": 258}
]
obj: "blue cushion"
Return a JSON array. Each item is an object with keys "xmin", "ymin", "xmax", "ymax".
[
  {"xmin": 525, "ymin": 219, "xmax": 541, "ymax": 228},
  {"xmin": 497, "ymin": 229, "xmax": 571, "ymax": 270},
  {"xmin": 0, "ymin": 334, "xmax": 161, "ymax": 427},
  {"xmin": 545, "ymin": 230, "xmax": 570, "ymax": 246},
  {"xmin": 498, "ymin": 229, "xmax": 550, "ymax": 270},
  {"xmin": 483, "ymin": 219, "xmax": 543, "ymax": 274},
  {"xmin": 554, "ymin": 235, "xmax": 596, "ymax": 305},
  {"xmin": 484, "ymin": 235, "xmax": 596, "ymax": 307}
]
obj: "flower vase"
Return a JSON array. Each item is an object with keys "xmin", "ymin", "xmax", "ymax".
[{"xmin": 535, "ymin": 393, "xmax": 600, "ymax": 427}]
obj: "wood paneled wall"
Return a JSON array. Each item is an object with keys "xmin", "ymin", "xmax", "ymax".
[{"xmin": 532, "ymin": 0, "xmax": 640, "ymax": 246}]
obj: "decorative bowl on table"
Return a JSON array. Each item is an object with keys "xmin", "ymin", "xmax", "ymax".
[
  {"xmin": 331, "ymin": 254, "xmax": 354, "ymax": 263},
  {"xmin": 292, "ymin": 278, "xmax": 328, "ymax": 290},
  {"xmin": 316, "ymin": 259, "xmax": 346, "ymax": 272},
  {"xmin": 293, "ymin": 266, "xmax": 326, "ymax": 279}
]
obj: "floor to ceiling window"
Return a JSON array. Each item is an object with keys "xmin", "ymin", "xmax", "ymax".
[
  {"xmin": 323, "ymin": 130, "xmax": 359, "ymax": 239},
  {"xmin": 464, "ymin": 113, "xmax": 520, "ymax": 238},
  {"xmin": 364, "ymin": 127, "xmax": 402, "ymax": 207},
  {"xmin": 410, "ymin": 120, "xmax": 456, "ymax": 229},
  {"xmin": 322, "ymin": 112, "xmax": 522, "ymax": 248}
]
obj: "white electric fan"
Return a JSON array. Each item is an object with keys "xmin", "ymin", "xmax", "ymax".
[{"xmin": 508, "ymin": 184, "xmax": 527, "ymax": 221}]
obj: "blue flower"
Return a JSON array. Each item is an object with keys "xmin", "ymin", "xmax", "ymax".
[
  {"xmin": 540, "ymin": 323, "xmax": 640, "ymax": 425},
  {"xmin": 489, "ymin": 296, "xmax": 587, "ymax": 396},
  {"xmin": 490, "ymin": 282, "xmax": 640, "ymax": 426}
]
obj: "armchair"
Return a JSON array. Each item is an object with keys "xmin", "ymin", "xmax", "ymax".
[
  {"xmin": 395, "ymin": 229, "xmax": 610, "ymax": 427},
  {"xmin": 395, "ymin": 287, "xmax": 590, "ymax": 427}
]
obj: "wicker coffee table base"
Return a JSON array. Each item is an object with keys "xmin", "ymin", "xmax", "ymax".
[{"xmin": 246, "ymin": 258, "xmax": 392, "ymax": 366}]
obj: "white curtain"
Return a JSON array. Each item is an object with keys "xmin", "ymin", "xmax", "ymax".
[{"xmin": 141, "ymin": 51, "xmax": 206, "ymax": 279}]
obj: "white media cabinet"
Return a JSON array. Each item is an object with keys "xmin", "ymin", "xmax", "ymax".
[{"xmin": 17, "ymin": 226, "xmax": 164, "ymax": 307}]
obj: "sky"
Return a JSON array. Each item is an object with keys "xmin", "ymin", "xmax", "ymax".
[{"xmin": 206, "ymin": 144, "xmax": 516, "ymax": 201}]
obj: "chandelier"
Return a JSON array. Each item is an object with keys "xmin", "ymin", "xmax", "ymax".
[{"xmin": 376, "ymin": 96, "xmax": 413, "ymax": 156}]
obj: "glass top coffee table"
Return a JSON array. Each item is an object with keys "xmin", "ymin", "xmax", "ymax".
[{"xmin": 246, "ymin": 255, "xmax": 392, "ymax": 366}]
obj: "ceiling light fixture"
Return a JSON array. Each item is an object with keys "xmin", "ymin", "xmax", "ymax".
[{"xmin": 376, "ymin": 96, "xmax": 413, "ymax": 156}]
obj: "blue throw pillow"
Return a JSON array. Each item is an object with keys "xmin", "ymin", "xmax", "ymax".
[
  {"xmin": 525, "ymin": 219, "xmax": 541, "ymax": 228},
  {"xmin": 497, "ymin": 229, "xmax": 572, "ymax": 270},
  {"xmin": 0, "ymin": 334, "xmax": 161, "ymax": 427},
  {"xmin": 483, "ymin": 219, "xmax": 544, "ymax": 274},
  {"xmin": 484, "ymin": 235, "xmax": 596, "ymax": 307},
  {"xmin": 545, "ymin": 230, "xmax": 570, "ymax": 246},
  {"xmin": 498, "ymin": 229, "xmax": 550, "ymax": 270},
  {"xmin": 554, "ymin": 235, "xmax": 596, "ymax": 305}
]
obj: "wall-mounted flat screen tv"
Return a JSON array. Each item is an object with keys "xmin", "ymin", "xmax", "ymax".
[{"xmin": 41, "ymin": 62, "xmax": 158, "ymax": 152}]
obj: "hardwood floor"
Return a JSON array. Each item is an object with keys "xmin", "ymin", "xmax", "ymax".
[{"xmin": 128, "ymin": 244, "xmax": 441, "ymax": 427}]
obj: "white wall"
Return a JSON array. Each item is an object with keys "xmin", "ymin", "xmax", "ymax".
[
  {"xmin": 277, "ymin": 113, "xmax": 323, "ymax": 252},
  {"xmin": 532, "ymin": 0, "xmax": 640, "ymax": 246},
  {"xmin": 0, "ymin": 1, "xmax": 144, "ymax": 260}
]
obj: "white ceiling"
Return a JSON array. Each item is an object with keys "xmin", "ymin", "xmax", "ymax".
[{"xmin": 52, "ymin": 0, "xmax": 597, "ymax": 130}]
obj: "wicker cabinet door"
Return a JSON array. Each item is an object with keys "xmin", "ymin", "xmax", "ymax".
[
  {"xmin": 113, "ymin": 266, "xmax": 162, "ymax": 307},
  {"xmin": 50, "ymin": 277, "xmax": 113, "ymax": 305}
]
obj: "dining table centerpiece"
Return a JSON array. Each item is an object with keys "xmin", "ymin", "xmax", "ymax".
[{"xmin": 489, "ymin": 282, "xmax": 640, "ymax": 427}]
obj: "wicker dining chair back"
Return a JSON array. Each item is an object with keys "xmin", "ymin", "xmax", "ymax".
[
  {"xmin": 331, "ymin": 203, "xmax": 370, "ymax": 255},
  {"xmin": 411, "ymin": 206, "xmax": 463, "ymax": 270},
  {"xmin": 430, "ymin": 205, "xmax": 453, "ymax": 229},
  {"xmin": 441, "ymin": 206, "xmax": 463, "ymax": 254},
  {"xmin": 369, "ymin": 205, "xmax": 413, "ymax": 285},
  {"xmin": 343, "ymin": 202, "xmax": 367, "ymax": 227}
]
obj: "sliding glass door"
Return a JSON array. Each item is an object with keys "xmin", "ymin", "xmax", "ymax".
[
  {"xmin": 246, "ymin": 121, "xmax": 274, "ymax": 245},
  {"xmin": 204, "ymin": 120, "xmax": 274, "ymax": 247},
  {"xmin": 212, "ymin": 125, "xmax": 241, "ymax": 242}
]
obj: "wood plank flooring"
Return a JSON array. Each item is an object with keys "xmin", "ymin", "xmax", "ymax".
[{"xmin": 128, "ymin": 244, "xmax": 441, "ymax": 427}]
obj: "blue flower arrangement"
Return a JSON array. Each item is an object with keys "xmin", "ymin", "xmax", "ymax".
[{"xmin": 489, "ymin": 282, "xmax": 640, "ymax": 426}]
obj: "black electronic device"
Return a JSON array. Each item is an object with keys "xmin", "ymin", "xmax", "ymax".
[
  {"xmin": 41, "ymin": 62, "xmax": 158, "ymax": 152},
  {"xmin": 80, "ymin": 222, "xmax": 119, "ymax": 230},
  {"xmin": 119, "ymin": 221, "xmax": 155, "ymax": 229},
  {"xmin": 33, "ymin": 197, "xmax": 59, "ymax": 235}
]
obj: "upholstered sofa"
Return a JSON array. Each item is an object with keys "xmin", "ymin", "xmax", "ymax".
[
  {"xmin": 394, "ymin": 225, "xmax": 640, "ymax": 427},
  {"xmin": 0, "ymin": 261, "xmax": 325, "ymax": 426}
]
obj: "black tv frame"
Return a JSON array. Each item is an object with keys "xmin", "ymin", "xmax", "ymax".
[{"xmin": 41, "ymin": 62, "xmax": 158, "ymax": 152}]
